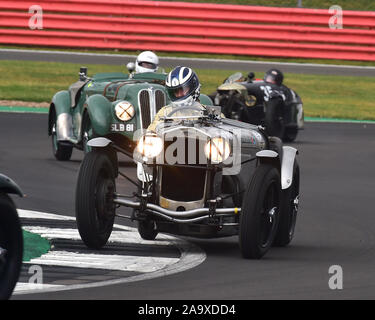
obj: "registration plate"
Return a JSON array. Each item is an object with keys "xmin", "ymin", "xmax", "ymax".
[{"xmin": 111, "ymin": 123, "xmax": 135, "ymax": 132}]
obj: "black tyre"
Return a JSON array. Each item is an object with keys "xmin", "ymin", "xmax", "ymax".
[
  {"xmin": 239, "ymin": 164, "xmax": 281, "ymax": 259},
  {"xmin": 81, "ymin": 112, "xmax": 93, "ymax": 154},
  {"xmin": 0, "ymin": 194, "xmax": 23, "ymax": 300},
  {"xmin": 138, "ymin": 219, "xmax": 158, "ymax": 240},
  {"xmin": 264, "ymin": 98, "xmax": 285, "ymax": 139},
  {"xmin": 76, "ymin": 150, "xmax": 116, "ymax": 249},
  {"xmin": 273, "ymin": 161, "xmax": 300, "ymax": 247},
  {"xmin": 51, "ymin": 112, "xmax": 73, "ymax": 161},
  {"xmin": 283, "ymin": 127, "xmax": 298, "ymax": 143}
]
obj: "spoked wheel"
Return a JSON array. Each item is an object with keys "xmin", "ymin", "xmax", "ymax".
[
  {"xmin": 239, "ymin": 164, "xmax": 281, "ymax": 259},
  {"xmin": 51, "ymin": 112, "xmax": 73, "ymax": 161},
  {"xmin": 273, "ymin": 161, "xmax": 300, "ymax": 247},
  {"xmin": 81, "ymin": 113, "xmax": 93, "ymax": 154},
  {"xmin": 76, "ymin": 150, "xmax": 116, "ymax": 249},
  {"xmin": 0, "ymin": 194, "xmax": 23, "ymax": 300},
  {"xmin": 264, "ymin": 98, "xmax": 285, "ymax": 139}
]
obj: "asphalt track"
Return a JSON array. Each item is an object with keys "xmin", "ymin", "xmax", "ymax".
[
  {"xmin": 1, "ymin": 49, "xmax": 375, "ymax": 76},
  {"xmin": 1, "ymin": 112, "xmax": 374, "ymax": 299}
]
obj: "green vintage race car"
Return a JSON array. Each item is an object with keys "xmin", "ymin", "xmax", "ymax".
[{"xmin": 48, "ymin": 67, "xmax": 213, "ymax": 160}]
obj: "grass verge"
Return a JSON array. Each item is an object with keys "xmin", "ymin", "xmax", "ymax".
[
  {"xmin": 23, "ymin": 230, "xmax": 51, "ymax": 262},
  {"xmin": 0, "ymin": 59, "xmax": 374, "ymax": 120}
]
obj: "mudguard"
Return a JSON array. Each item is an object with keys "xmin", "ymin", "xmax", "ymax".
[
  {"xmin": 256, "ymin": 146, "xmax": 297, "ymax": 190},
  {"xmin": 0, "ymin": 174, "xmax": 23, "ymax": 197},
  {"xmin": 86, "ymin": 94, "xmax": 112, "ymax": 136},
  {"xmin": 48, "ymin": 90, "xmax": 71, "ymax": 135}
]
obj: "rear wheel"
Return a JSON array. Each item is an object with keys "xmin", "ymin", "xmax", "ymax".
[
  {"xmin": 283, "ymin": 127, "xmax": 298, "ymax": 143},
  {"xmin": 264, "ymin": 98, "xmax": 285, "ymax": 139},
  {"xmin": 51, "ymin": 112, "xmax": 73, "ymax": 161},
  {"xmin": 0, "ymin": 194, "xmax": 23, "ymax": 300},
  {"xmin": 273, "ymin": 161, "xmax": 300, "ymax": 247},
  {"xmin": 239, "ymin": 164, "xmax": 281, "ymax": 259},
  {"xmin": 76, "ymin": 150, "xmax": 116, "ymax": 249}
]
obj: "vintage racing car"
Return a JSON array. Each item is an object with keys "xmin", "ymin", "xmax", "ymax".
[
  {"xmin": 48, "ymin": 67, "xmax": 213, "ymax": 160},
  {"xmin": 0, "ymin": 173, "xmax": 23, "ymax": 300},
  {"xmin": 211, "ymin": 72, "xmax": 304, "ymax": 142},
  {"xmin": 75, "ymin": 105, "xmax": 300, "ymax": 259}
]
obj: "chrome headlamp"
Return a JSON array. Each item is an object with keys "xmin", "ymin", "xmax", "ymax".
[
  {"xmin": 204, "ymin": 137, "xmax": 231, "ymax": 164},
  {"xmin": 114, "ymin": 101, "xmax": 135, "ymax": 121},
  {"xmin": 137, "ymin": 135, "xmax": 163, "ymax": 159}
]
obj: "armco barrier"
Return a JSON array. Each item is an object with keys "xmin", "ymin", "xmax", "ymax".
[{"xmin": 0, "ymin": 0, "xmax": 374, "ymax": 61}]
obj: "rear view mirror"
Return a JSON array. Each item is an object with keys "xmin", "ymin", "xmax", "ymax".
[
  {"xmin": 127, "ymin": 62, "xmax": 135, "ymax": 73},
  {"xmin": 79, "ymin": 67, "xmax": 87, "ymax": 81}
]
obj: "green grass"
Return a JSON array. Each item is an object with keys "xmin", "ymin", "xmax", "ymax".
[
  {"xmin": 23, "ymin": 230, "xmax": 51, "ymax": 262},
  {"xmin": 161, "ymin": 0, "xmax": 375, "ymax": 11},
  {"xmin": 1, "ymin": 59, "xmax": 374, "ymax": 120}
]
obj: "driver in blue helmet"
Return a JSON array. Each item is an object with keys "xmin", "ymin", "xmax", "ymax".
[{"xmin": 148, "ymin": 66, "xmax": 208, "ymax": 132}]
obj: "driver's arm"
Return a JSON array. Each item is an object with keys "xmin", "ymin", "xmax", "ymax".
[{"xmin": 148, "ymin": 106, "xmax": 171, "ymax": 132}]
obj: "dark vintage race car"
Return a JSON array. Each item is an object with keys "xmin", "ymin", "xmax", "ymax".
[
  {"xmin": 48, "ymin": 67, "xmax": 212, "ymax": 161},
  {"xmin": 75, "ymin": 105, "xmax": 300, "ymax": 259},
  {"xmin": 211, "ymin": 72, "xmax": 304, "ymax": 142},
  {"xmin": 0, "ymin": 173, "xmax": 23, "ymax": 300}
]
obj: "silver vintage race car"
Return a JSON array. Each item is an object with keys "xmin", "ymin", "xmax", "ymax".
[{"xmin": 75, "ymin": 105, "xmax": 300, "ymax": 259}]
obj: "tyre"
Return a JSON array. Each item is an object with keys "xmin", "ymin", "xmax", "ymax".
[
  {"xmin": 81, "ymin": 112, "xmax": 93, "ymax": 154},
  {"xmin": 0, "ymin": 194, "xmax": 23, "ymax": 300},
  {"xmin": 51, "ymin": 111, "xmax": 73, "ymax": 161},
  {"xmin": 239, "ymin": 164, "xmax": 281, "ymax": 259},
  {"xmin": 283, "ymin": 127, "xmax": 298, "ymax": 143},
  {"xmin": 75, "ymin": 150, "xmax": 116, "ymax": 249},
  {"xmin": 273, "ymin": 161, "xmax": 300, "ymax": 247},
  {"xmin": 264, "ymin": 98, "xmax": 285, "ymax": 139},
  {"xmin": 138, "ymin": 219, "xmax": 158, "ymax": 240}
]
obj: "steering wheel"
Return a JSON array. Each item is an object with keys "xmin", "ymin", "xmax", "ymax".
[{"xmin": 166, "ymin": 105, "xmax": 205, "ymax": 117}]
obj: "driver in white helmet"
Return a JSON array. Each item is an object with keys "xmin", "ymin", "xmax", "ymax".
[
  {"xmin": 135, "ymin": 51, "xmax": 159, "ymax": 73},
  {"xmin": 148, "ymin": 66, "xmax": 220, "ymax": 132}
]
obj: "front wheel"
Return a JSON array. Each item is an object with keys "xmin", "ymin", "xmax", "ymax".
[
  {"xmin": 239, "ymin": 164, "xmax": 281, "ymax": 259},
  {"xmin": 75, "ymin": 150, "xmax": 116, "ymax": 249},
  {"xmin": 51, "ymin": 112, "xmax": 73, "ymax": 161},
  {"xmin": 273, "ymin": 161, "xmax": 300, "ymax": 247},
  {"xmin": 0, "ymin": 194, "xmax": 23, "ymax": 300}
]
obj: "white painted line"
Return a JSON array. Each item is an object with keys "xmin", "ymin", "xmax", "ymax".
[
  {"xmin": 22, "ymin": 226, "xmax": 175, "ymax": 246},
  {"xmin": 14, "ymin": 209, "xmax": 206, "ymax": 295},
  {"xmin": 15, "ymin": 283, "xmax": 64, "ymax": 293},
  {"xmin": 25, "ymin": 251, "xmax": 179, "ymax": 273},
  {"xmin": 1, "ymin": 48, "xmax": 374, "ymax": 71},
  {"xmin": 18, "ymin": 209, "xmax": 75, "ymax": 221}
]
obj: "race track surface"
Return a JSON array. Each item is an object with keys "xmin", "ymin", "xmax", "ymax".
[
  {"xmin": 1, "ymin": 49, "xmax": 375, "ymax": 76},
  {"xmin": 1, "ymin": 113, "xmax": 374, "ymax": 299}
]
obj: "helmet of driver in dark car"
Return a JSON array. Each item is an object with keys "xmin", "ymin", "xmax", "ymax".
[
  {"xmin": 165, "ymin": 66, "xmax": 201, "ymax": 107},
  {"xmin": 264, "ymin": 68, "xmax": 284, "ymax": 86}
]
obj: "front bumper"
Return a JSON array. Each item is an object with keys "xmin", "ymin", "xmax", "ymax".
[{"xmin": 113, "ymin": 196, "xmax": 241, "ymax": 224}]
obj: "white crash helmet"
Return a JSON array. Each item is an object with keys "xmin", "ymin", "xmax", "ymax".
[{"xmin": 135, "ymin": 51, "xmax": 159, "ymax": 73}]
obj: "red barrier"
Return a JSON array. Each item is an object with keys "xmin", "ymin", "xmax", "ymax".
[
  {"xmin": 1, "ymin": 12, "xmax": 374, "ymax": 46},
  {"xmin": 0, "ymin": 0, "xmax": 374, "ymax": 61}
]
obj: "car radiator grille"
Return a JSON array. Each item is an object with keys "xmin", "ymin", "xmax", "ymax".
[
  {"xmin": 155, "ymin": 90, "xmax": 166, "ymax": 113},
  {"xmin": 161, "ymin": 136, "xmax": 207, "ymax": 202},
  {"xmin": 139, "ymin": 90, "xmax": 151, "ymax": 129},
  {"xmin": 161, "ymin": 166, "xmax": 206, "ymax": 202}
]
